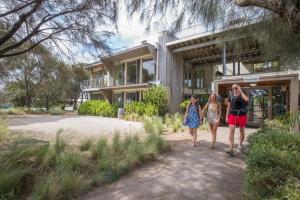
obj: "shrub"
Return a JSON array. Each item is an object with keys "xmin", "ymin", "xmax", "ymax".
[
  {"xmin": 49, "ymin": 107, "xmax": 65, "ymax": 115},
  {"xmin": 180, "ymin": 100, "xmax": 190, "ymax": 112},
  {"xmin": 7, "ymin": 107, "xmax": 26, "ymax": 115},
  {"xmin": 125, "ymin": 101, "xmax": 159, "ymax": 118},
  {"xmin": 28, "ymin": 108, "xmax": 48, "ymax": 114},
  {"xmin": 125, "ymin": 101, "xmax": 145, "ymax": 116},
  {"xmin": 124, "ymin": 113, "xmax": 141, "ymax": 121},
  {"xmin": 143, "ymin": 116, "xmax": 164, "ymax": 134},
  {"xmin": 244, "ymin": 120, "xmax": 300, "ymax": 199},
  {"xmin": 79, "ymin": 137, "xmax": 93, "ymax": 151},
  {"xmin": 78, "ymin": 100, "xmax": 118, "ymax": 117},
  {"xmin": 143, "ymin": 86, "xmax": 169, "ymax": 116}
]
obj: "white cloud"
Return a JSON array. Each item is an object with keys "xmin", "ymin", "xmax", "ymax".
[{"xmin": 111, "ymin": 1, "xmax": 161, "ymax": 48}]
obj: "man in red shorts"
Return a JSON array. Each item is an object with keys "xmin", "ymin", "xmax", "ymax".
[{"xmin": 225, "ymin": 84, "xmax": 249, "ymax": 155}]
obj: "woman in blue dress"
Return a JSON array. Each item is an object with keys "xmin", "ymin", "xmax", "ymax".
[{"xmin": 184, "ymin": 95, "xmax": 203, "ymax": 147}]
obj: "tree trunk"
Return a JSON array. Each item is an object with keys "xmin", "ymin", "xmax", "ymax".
[
  {"xmin": 45, "ymin": 96, "xmax": 49, "ymax": 111},
  {"xmin": 234, "ymin": 0, "xmax": 300, "ymax": 32}
]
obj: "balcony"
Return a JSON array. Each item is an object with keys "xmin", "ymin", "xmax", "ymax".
[{"xmin": 82, "ymin": 78, "xmax": 107, "ymax": 91}]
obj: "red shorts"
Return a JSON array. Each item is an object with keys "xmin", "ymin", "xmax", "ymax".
[{"xmin": 228, "ymin": 114, "xmax": 247, "ymax": 128}]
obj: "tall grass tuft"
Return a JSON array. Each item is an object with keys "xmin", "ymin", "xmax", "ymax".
[
  {"xmin": 112, "ymin": 131, "xmax": 122, "ymax": 154},
  {"xmin": 0, "ymin": 118, "xmax": 168, "ymax": 199},
  {"xmin": 54, "ymin": 129, "xmax": 68, "ymax": 153},
  {"xmin": 79, "ymin": 137, "xmax": 93, "ymax": 151},
  {"xmin": 0, "ymin": 118, "xmax": 8, "ymax": 142},
  {"xmin": 92, "ymin": 136, "xmax": 108, "ymax": 159},
  {"xmin": 143, "ymin": 116, "xmax": 164, "ymax": 134}
]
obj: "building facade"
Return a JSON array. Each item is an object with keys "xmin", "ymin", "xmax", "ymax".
[
  {"xmin": 82, "ymin": 42, "xmax": 157, "ymax": 107},
  {"xmin": 83, "ymin": 24, "xmax": 299, "ymax": 126},
  {"xmin": 157, "ymin": 24, "xmax": 299, "ymax": 126}
]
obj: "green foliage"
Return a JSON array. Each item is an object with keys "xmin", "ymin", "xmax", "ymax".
[
  {"xmin": 143, "ymin": 116, "xmax": 164, "ymax": 134},
  {"xmin": 143, "ymin": 86, "xmax": 169, "ymax": 116},
  {"xmin": 125, "ymin": 101, "xmax": 159, "ymax": 119},
  {"xmin": 124, "ymin": 113, "xmax": 142, "ymax": 121},
  {"xmin": 164, "ymin": 113, "xmax": 184, "ymax": 133},
  {"xmin": 92, "ymin": 136, "xmax": 108, "ymax": 159},
  {"xmin": 79, "ymin": 137, "xmax": 93, "ymax": 151},
  {"xmin": 54, "ymin": 129, "xmax": 68, "ymax": 154},
  {"xmin": 244, "ymin": 120, "xmax": 300, "ymax": 199},
  {"xmin": 78, "ymin": 100, "xmax": 118, "ymax": 117},
  {"xmin": 0, "ymin": 118, "xmax": 168, "ymax": 199},
  {"xmin": 125, "ymin": 101, "xmax": 146, "ymax": 116},
  {"xmin": 180, "ymin": 100, "xmax": 190, "ymax": 112},
  {"xmin": 0, "ymin": 118, "xmax": 8, "ymax": 142},
  {"xmin": 49, "ymin": 107, "xmax": 65, "ymax": 115}
]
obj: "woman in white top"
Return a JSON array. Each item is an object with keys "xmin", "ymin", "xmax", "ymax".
[{"xmin": 203, "ymin": 93, "xmax": 222, "ymax": 149}]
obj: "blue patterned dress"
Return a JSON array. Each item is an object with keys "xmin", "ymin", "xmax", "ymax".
[{"xmin": 186, "ymin": 104, "xmax": 201, "ymax": 128}]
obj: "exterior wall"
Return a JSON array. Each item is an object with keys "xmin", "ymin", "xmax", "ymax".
[{"xmin": 157, "ymin": 31, "xmax": 183, "ymax": 112}]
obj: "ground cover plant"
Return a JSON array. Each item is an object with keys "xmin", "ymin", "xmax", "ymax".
[
  {"xmin": 244, "ymin": 118, "xmax": 300, "ymax": 200},
  {"xmin": 0, "ymin": 118, "xmax": 168, "ymax": 200}
]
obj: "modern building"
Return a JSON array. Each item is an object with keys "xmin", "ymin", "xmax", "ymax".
[
  {"xmin": 157, "ymin": 23, "xmax": 299, "ymax": 126},
  {"xmin": 82, "ymin": 42, "xmax": 157, "ymax": 107},
  {"xmin": 83, "ymin": 22, "xmax": 299, "ymax": 126}
]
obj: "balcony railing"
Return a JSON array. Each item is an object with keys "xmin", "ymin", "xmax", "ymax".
[
  {"xmin": 82, "ymin": 77, "xmax": 107, "ymax": 89},
  {"xmin": 173, "ymin": 8, "xmax": 270, "ymax": 40}
]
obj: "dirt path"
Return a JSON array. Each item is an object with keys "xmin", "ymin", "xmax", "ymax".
[{"xmin": 83, "ymin": 127, "xmax": 257, "ymax": 200}]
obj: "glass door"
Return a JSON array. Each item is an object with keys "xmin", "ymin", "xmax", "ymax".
[{"xmin": 246, "ymin": 88, "xmax": 269, "ymax": 122}]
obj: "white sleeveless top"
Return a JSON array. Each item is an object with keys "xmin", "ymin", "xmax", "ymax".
[{"xmin": 207, "ymin": 104, "xmax": 219, "ymax": 124}]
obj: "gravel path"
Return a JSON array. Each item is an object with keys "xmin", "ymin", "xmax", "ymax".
[
  {"xmin": 8, "ymin": 115, "xmax": 143, "ymax": 138},
  {"xmin": 83, "ymin": 127, "xmax": 257, "ymax": 200}
]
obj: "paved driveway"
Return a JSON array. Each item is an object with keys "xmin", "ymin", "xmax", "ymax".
[{"xmin": 8, "ymin": 115, "xmax": 143, "ymax": 139}]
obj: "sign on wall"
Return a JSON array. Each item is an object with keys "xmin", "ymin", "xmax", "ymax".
[{"xmin": 243, "ymin": 76, "xmax": 260, "ymax": 82}]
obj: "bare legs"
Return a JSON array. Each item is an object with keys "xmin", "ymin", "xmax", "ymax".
[
  {"xmin": 209, "ymin": 123, "xmax": 218, "ymax": 149},
  {"xmin": 227, "ymin": 126, "xmax": 246, "ymax": 154},
  {"xmin": 239, "ymin": 127, "xmax": 245, "ymax": 146},
  {"xmin": 193, "ymin": 128, "xmax": 197, "ymax": 146},
  {"xmin": 189, "ymin": 128, "xmax": 197, "ymax": 147}
]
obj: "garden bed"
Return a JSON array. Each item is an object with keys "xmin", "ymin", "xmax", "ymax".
[
  {"xmin": 244, "ymin": 119, "xmax": 300, "ymax": 199},
  {"xmin": 0, "ymin": 118, "xmax": 169, "ymax": 200}
]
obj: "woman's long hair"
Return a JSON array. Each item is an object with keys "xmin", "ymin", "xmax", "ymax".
[{"xmin": 206, "ymin": 93, "xmax": 221, "ymax": 112}]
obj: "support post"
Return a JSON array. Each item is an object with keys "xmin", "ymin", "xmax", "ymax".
[
  {"xmin": 233, "ymin": 55, "xmax": 236, "ymax": 75},
  {"xmin": 290, "ymin": 76, "xmax": 299, "ymax": 131},
  {"xmin": 222, "ymin": 43, "xmax": 227, "ymax": 76}
]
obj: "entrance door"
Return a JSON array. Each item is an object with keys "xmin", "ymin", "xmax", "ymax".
[{"xmin": 245, "ymin": 88, "xmax": 269, "ymax": 125}]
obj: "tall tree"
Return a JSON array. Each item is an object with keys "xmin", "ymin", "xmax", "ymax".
[
  {"xmin": 0, "ymin": 0, "xmax": 118, "ymax": 59},
  {"xmin": 127, "ymin": 0, "xmax": 300, "ymax": 32},
  {"xmin": 127, "ymin": 0, "xmax": 300, "ymax": 61}
]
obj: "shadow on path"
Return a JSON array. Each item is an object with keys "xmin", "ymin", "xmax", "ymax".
[{"xmin": 82, "ymin": 136, "xmax": 247, "ymax": 200}]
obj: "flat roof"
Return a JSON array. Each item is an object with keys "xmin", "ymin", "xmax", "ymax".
[
  {"xmin": 84, "ymin": 61, "xmax": 103, "ymax": 69},
  {"xmin": 102, "ymin": 43, "xmax": 156, "ymax": 63},
  {"xmin": 84, "ymin": 43, "xmax": 156, "ymax": 69}
]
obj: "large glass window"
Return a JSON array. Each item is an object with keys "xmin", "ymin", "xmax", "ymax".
[
  {"xmin": 113, "ymin": 64, "xmax": 125, "ymax": 86},
  {"xmin": 113, "ymin": 92, "xmax": 124, "ymax": 107},
  {"xmin": 126, "ymin": 61, "xmax": 140, "ymax": 84},
  {"xmin": 142, "ymin": 58, "xmax": 155, "ymax": 83},
  {"xmin": 126, "ymin": 92, "xmax": 140, "ymax": 104},
  {"xmin": 183, "ymin": 64, "xmax": 214, "ymax": 105}
]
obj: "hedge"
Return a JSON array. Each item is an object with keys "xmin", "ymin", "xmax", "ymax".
[
  {"xmin": 244, "ymin": 119, "xmax": 300, "ymax": 199},
  {"xmin": 78, "ymin": 100, "xmax": 118, "ymax": 117}
]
